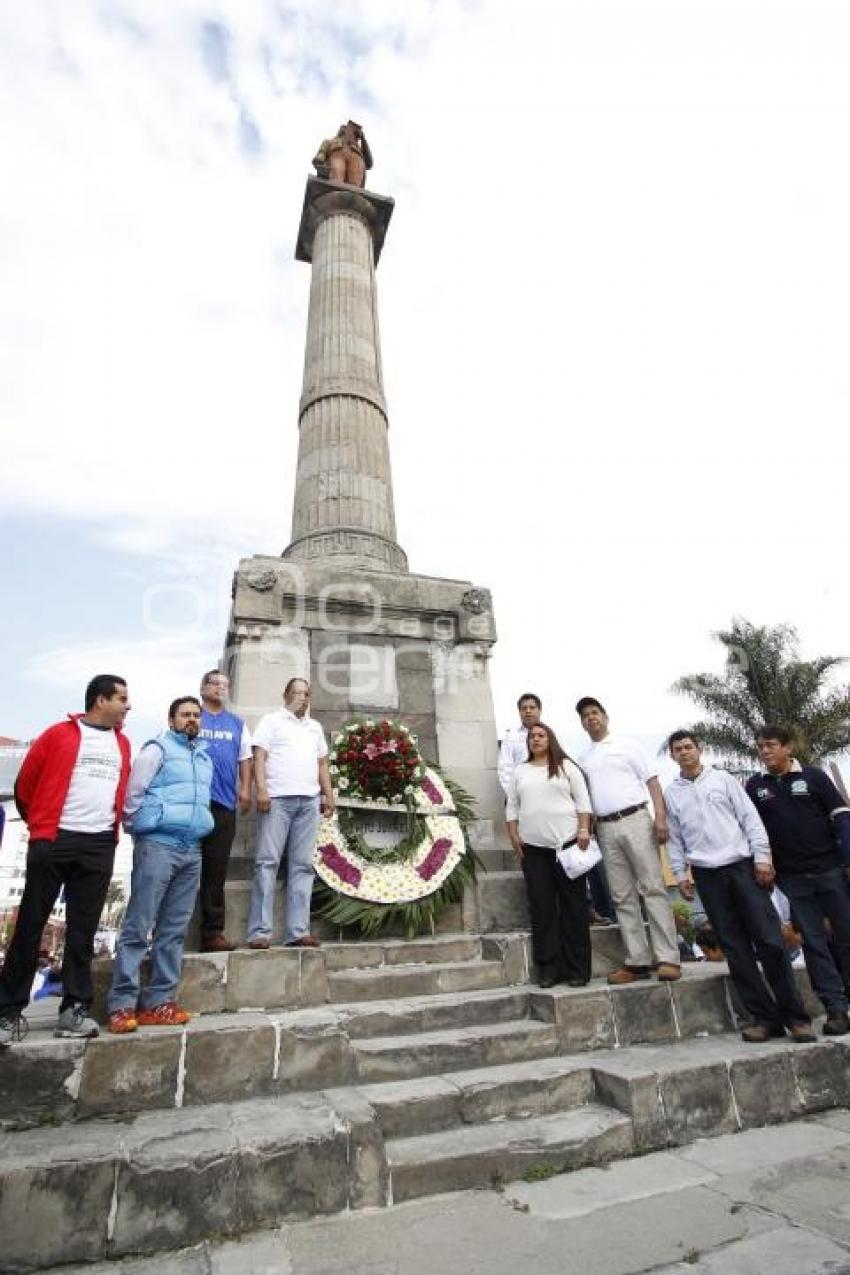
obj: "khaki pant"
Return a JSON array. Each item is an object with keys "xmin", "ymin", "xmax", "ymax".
[{"xmin": 595, "ymin": 808, "xmax": 679, "ymax": 967}]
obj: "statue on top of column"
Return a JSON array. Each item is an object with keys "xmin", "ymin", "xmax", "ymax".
[{"xmin": 312, "ymin": 120, "xmax": 373, "ymax": 189}]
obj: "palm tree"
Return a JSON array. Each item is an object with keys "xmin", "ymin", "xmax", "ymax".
[
  {"xmin": 102, "ymin": 880, "xmax": 125, "ymax": 927},
  {"xmin": 671, "ymin": 618, "xmax": 850, "ymax": 766}
]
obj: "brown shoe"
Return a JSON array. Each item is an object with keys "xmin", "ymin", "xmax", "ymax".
[
  {"xmin": 607, "ymin": 965, "xmax": 651, "ymax": 986},
  {"xmin": 286, "ymin": 935, "xmax": 321, "ymax": 948},
  {"xmin": 202, "ymin": 935, "xmax": 236, "ymax": 953},
  {"xmin": 246, "ymin": 938, "xmax": 270, "ymax": 950},
  {"xmin": 656, "ymin": 963, "xmax": 682, "ymax": 982},
  {"xmin": 788, "ymin": 1022, "xmax": 817, "ymax": 1043},
  {"xmin": 741, "ymin": 1022, "xmax": 786, "ymax": 1043}
]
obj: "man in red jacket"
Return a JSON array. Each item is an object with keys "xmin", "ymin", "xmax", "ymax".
[{"xmin": 0, "ymin": 674, "xmax": 131, "ymax": 1046}]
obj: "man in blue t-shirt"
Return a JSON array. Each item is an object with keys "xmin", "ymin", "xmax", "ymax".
[
  {"xmin": 746, "ymin": 724, "xmax": 850, "ymax": 1037},
  {"xmin": 197, "ymin": 670, "xmax": 253, "ymax": 952}
]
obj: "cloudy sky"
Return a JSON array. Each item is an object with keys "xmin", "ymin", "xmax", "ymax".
[{"xmin": 2, "ymin": 0, "xmax": 849, "ymax": 760}]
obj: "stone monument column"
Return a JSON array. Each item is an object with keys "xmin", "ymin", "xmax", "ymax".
[
  {"xmin": 216, "ymin": 151, "xmax": 526, "ymax": 943},
  {"xmin": 286, "ymin": 180, "xmax": 407, "ymax": 574}
]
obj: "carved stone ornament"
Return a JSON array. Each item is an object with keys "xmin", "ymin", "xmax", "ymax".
[
  {"xmin": 243, "ymin": 569, "xmax": 278, "ymax": 592},
  {"xmin": 461, "ymin": 587, "xmax": 492, "ymax": 615}
]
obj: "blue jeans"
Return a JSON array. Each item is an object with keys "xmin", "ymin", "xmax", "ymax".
[
  {"xmin": 247, "ymin": 796, "xmax": 320, "ymax": 944},
  {"xmin": 779, "ymin": 866, "xmax": 850, "ymax": 1015},
  {"xmin": 107, "ymin": 838, "xmax": 201, "ymax": 1012}
]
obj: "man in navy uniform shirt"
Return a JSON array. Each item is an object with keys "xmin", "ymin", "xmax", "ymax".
[
  {"xmin": 746, "ymin": 724, "xmax": 850, "ymax": 1036},
  {"xmin": 197, "ymin": 671, "xmax": 252, "ymax": 952}
]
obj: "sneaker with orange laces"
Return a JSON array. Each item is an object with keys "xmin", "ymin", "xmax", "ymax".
[
  {"xmin": 135, "ymin": 1001, "xmax": 192, "ymax": 1027},
  {"xmin": 107, "ymin": 1008, "xmax": 138, "ymax": 1035}
]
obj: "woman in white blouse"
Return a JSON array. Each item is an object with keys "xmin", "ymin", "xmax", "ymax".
[{"xmin": 506, "ymin": 723, "xmax": 593, "ymax": 988}]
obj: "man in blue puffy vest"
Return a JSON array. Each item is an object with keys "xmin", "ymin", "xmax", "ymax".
[{"xmin": 107, "ymin": 697, "xmax": 213, "ymax": 1034}]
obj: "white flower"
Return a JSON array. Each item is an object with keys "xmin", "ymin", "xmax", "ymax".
[
  {"xmin": 338, "ymin": 777, "xmax": 349, "ymax": 790},
  {"xmin": 329, "ymin": 765, "xmax": 339, "ymax": 776},
  {"xmin": 364, "ymin": 719, "xmax": 374, "ymax": 729},
  {"xmin": 404, "ymin": 784, "xmax": 414, "ymax": 794},
  {"xmin": 333, "ymin": 735, "xmax": 344, "ymax": 745}
]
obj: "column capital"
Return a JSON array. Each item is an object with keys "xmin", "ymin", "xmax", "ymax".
[{"xmin": 295, "ymin": 176, "xmax": 395, "ymax": 266}]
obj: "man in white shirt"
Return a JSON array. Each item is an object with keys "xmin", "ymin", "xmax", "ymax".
[
  {"xmin": 245, "ymin": 679, "xmax": 334, "ymax": 949},
  {"xmin": 666, "ymin": 730, "xmax": 816, "ymax": 1042},
  {"xmin": 498, "ymin": 693, "xmax": 542, "ymax": 796},
  {"xmin": 576, "ymin": 696, "xmax": 680, "ymax": 984}
]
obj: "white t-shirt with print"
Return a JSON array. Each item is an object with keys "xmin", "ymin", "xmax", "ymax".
[{"xmin": 59, "ymin": 722, "xmax": 122, "ymax": 833}]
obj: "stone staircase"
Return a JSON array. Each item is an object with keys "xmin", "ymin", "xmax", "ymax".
[{"xmin": 1, "ymin": 933, "xmax": 848, "ymax": 1272}]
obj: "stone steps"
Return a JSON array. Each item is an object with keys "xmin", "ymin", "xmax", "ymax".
[
  {"xmin": 336, "ymin": 986, "xmax": 531, "ymax": 1038},
  {"xmin": 328, "ymin": 957, "xmax": 508, "ymax": 1002},
  {"xmin": 86, "ymin": 931, "xmax": 534, "ymax": 1019},
  {"xmin": 386, "ymin": 1104, "xmax": 634, "ymax": 1202},
  {"xmin": 2, "ymin": 947, "xmax": 848, "ymax": 1273},
  {"xmin": 1, "ymin": 965, "xmax": 777, "ymax": 1130},
  {"xmin": 356, "ymin": 1054, "xmax": 597, "ymax": 1137},
  {"xmin": 352, "ymin": 1018, "xmax": 560, "ymax": 1084},
  {"xmin": 4, "ymin": 1029, "xmax": 845, "ymax": 1270},
  {"xmin": 324, "ymin": 934, "xmax": 484, "ymax": 970}
]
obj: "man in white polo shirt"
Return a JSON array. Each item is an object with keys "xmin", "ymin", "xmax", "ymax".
[
  {"xmin": 497, "ymin": 693, "xmax": 543, "ymax": 796},
  {"xmin": 576, "ymin": 696, "xmax": 680, "ymax": 984},
  {"xmin": 245, "ymin": 679, "xmax": 335, "ymax": 949}
]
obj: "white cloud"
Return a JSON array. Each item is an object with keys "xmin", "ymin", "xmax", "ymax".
[{"xmin": 25, "ymin": 632, "xmax": 218, "ymax": 747}]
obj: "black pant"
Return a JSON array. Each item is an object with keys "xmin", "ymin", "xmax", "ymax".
[
  {"xmin": 692, "ymin": 859, "xmax": 809, "ymax": 1029},
  {"xmin": 779, "ymin": 867, "xmax": 850, "ymax": 1015},
  {"xmin": 587, "ymin": 860, "xmax": 615, "ymax": 920},
  {"xmin": 521, "ymin": 844, "xmax": 591, "ymax": 982},
  {"xmin": 0, "ymin": 830, "xmax": 114, "ymax": 1014},
  {"xmin": 199, "ymin": 803, "xmax": 236, "ymax": 939}
]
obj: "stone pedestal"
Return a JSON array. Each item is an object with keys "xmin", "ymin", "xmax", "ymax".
[{"xmin": 218, "ymin": 555, "xmax": 510, "ymax": 935}]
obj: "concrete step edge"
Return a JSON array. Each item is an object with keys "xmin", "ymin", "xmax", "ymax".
[
  {"xmin": 328, "ymin": 960, "xmax": 506, "ymax": 981},
  {"xmin": 352, "ymin": 1018, "xmax": 557, "ymax": 1053},
  {"xmin": 386, "ymin": 1105, "xmax": 635, "ymax": 1202},
  {"xmin": 387, "ymin": 1102, "xmax": 629, "ymax": 1162}
]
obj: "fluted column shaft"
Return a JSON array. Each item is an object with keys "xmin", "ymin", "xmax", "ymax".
[{"xmin": 284, "ymin": 184, "xmax": 407, "ymax": 573}]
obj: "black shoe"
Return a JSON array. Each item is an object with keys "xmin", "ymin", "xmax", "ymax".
[
  {"xmin": 823, "ymin": 1011, "xmax": 850, "ymax": 1037},
  {"xmin": 567, "ymin": 978, "xmax": 590, "ymax": 988},
  {"xmin": 538, "ymin": 975, "xmax": 558, "ymax": 989}
]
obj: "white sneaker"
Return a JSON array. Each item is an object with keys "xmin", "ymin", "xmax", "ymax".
[{"xmin": 54, "ymin": 1003, "xmax": 99, "ymax": 1039}]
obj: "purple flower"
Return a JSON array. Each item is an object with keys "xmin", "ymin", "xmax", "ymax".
[
  {"xmin": 319, "ymin": 843, "xmax": 362, "ymax": 888},
  {"xmin": 420, "ymin": 776, "xmax": 444, "ymax": 805},
  {"xmin": 417, "ymin": 838, "xmax": 452, "ymax": 881}
]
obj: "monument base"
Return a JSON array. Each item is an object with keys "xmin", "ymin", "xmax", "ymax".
[{"xmin": 206, "ymin": 554, "xmax": 520, "ymax": 943}]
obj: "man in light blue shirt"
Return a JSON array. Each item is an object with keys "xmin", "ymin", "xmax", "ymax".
[{"xmin": 665, "ymin": 730, "xmax": 813, "ymax": 1044}]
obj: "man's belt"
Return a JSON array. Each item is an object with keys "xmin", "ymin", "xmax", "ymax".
[{"xmin": 596, "ymin": 803, "xmax": 647, "ymax": 823}]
